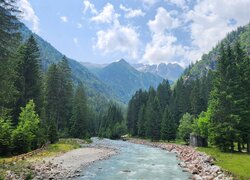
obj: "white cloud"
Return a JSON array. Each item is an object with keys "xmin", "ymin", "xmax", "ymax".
[
  {"xmin": 18, "ymin": 0, "xmax": 40, "ymax": 33},
  {"xmin": 91, "ymin": 3, "xmax": 119, "ymax": 24},
  {"xmin": 60, "ymin": 16, "xmax": 68, "ymax": 22},
  {"xmin": 148, "ymin": 7, "xmax": 180, "ymax": 34},
  {"xmin": 77, "ymin": 23, "xmax": 83, "ymax": 29},
  {"xmin": 120, "ymin": 4, "xmax": 145, "ymax": 18},
  {"xmin": 187, "ymin": 0, "xmax": 250, "ymax": 55},
  {"xmin": 143, "ymin": 34, "xmax": 186, "ymax": 65},
  {"xmin": 73, "ymin": 38, "xmax": 78, "ymax": 45},
  {"xmin": 95, "ymin": 23, "xmax": 140, "ymax": 59},
  {"xmin": 83, "ymin": 0, "xmax": 97, "ymax": 14}
]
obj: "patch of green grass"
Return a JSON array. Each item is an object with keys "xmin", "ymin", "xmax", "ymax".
[
  {"xmin": 0, "ymin": 138, "xmax": 86, "ymax": 179},
  {"xmin": 197, "ymin": 147, "xmax": 250, "ymax": 180}
]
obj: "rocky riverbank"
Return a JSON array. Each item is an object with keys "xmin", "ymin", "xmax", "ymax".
[
  {"xmin": 128, "ymin": 139, "xmax": 234, "ymax": 180},
  {"xmin": 30, "ymin": 147, "xmax": 117, "ymax": 179},
  {"xmin": 3, "ymin": 145, "xmax": 117, "ymax": 180}
]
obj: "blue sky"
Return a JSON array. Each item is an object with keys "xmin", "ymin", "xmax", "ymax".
[{"xmin": 19, "ymin": 0, "xmax": 250, "ymax": 67}]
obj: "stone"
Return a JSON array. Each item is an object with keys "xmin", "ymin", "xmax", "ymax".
[{"xmin": 192, "ymin": 174, "xmax": 202, "ymax": 180}]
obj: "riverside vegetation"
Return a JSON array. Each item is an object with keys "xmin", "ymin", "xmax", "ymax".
[{"xmin": 0, "ymin": 0, "xmax": 250, "ymax": 179}]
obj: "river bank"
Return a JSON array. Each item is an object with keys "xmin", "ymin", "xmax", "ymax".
[
  {"xmin": 128, "ymin": 138, "xmax": 234, "ymax": 180},
  {"xmin": 31, "ymin": 147, "xmax": 117, "ymax": 179},
  {"xmin": 1, "ymin": 139, "xmax": 117, "ymax": 179}
]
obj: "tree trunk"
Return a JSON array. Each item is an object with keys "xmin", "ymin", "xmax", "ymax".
[
  {"xmin": 247, "ymin": 134, "xmax": 250, "ymax": 154},
  {"xmin": 238, "ymin": 141, "xmax": 242, "ymax": 152},
  {"xmin": 230, "ymin": 141, "xmax": 234, "ymax": 152}
]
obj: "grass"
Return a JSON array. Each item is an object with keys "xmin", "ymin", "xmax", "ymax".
[
  {"xmin": 197, "ymin": 147, "xmax": 250, "ymax": 180},
  {"xmin": 0, "ymin": 138, "xmax": 85, "ymax": 179}
]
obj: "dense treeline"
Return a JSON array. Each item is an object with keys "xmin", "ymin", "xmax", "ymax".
[
  {"xmin": 127, "ymin": 73, "xmax": 213, "ymax": 141},
  {"xmin": 0, "ymin": 1, "xmax": 96, "ymax": 155},
  {"xmin": 127, "ymin": 39, "xmax": 250, "ymax": 153}
]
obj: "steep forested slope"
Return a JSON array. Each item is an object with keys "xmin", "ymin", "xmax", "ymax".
[
  {"xmin": 96, "ymin": 59, "xmax": 164, "ymax": 103},
  {"xmin": 183, "ymin": 23, "xmax": 250, "ymax": 80},
  {"xmin": 19, "ymin": 24, "xmax": 120, "ymax": 110}
]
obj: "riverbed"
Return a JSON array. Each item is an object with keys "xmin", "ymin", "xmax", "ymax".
[{"xmin": 77, "ymin": 138, "xmax": 191, "ymax": 180}]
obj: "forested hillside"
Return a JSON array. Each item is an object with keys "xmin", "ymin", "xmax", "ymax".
[
  {"xmin": 19, "ymin": 24, "xmax": 120, "ymax": 111},
  {"xmin": 183, "ymin": 24, "xmax": 250, "ymax": 80},
  {"xmin": 96, "ymin": 59, "xmax": 164, "ymax": 103},
  {"xmin": 127, "ymin": 23, "xmax": 250, "ymax": 153}
]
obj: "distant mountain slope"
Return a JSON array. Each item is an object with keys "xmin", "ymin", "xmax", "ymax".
[
  {"xmin": 19, "ymin": 23, "xmax": 120, "ymax": 110},
  {"xmin": 133, "ymin": 63, "xmax": 184, "ymax": 81},
  {"xmin": 80, "ymin": 62, "xmax": 108, "ymax": 74},
  {"xmin": 96, "ymin": 59, "xmax": 164, "ymax": 103},
  {"xmin": 183, "ymin": 23, "xmax": 250, "ymax": 80}
]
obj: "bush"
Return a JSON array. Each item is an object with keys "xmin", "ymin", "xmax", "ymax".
[
  {"xmin": 0, "ymin": 117, "xmax": 13, "ymax": 155},
  {"xmin": 178, "ymin": 113, "xmax": 194, "ymax": 144},
  {"xmin": 12, "ymin": 100, "xmax": 40, "ymax": 153}
]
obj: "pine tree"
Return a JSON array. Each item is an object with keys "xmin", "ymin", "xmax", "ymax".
[
  {"xmin": 137, "ymin": 105, "xmax": 146, "ymax": 137},
  {"xmin": 0, "ymin": 0, "xmax": 20, "ymax": 116},
  {"xmin": 57, "ymin": 56, "xmax": 73, "ymax": 133},
  {"xmin": 70, "ymin": 83, "xmax": 88, "ymax": 138},
  {"xmin": 156, "ymin": 80, "xmax": 171, "ymax": 114},
  {"xmin": 45, "ymin": 64, "xmax": 60, "ymax": 142},
  {"xmin": 208, "ymin": 44, "xmax": 238, "ymax": 152},
  {"xmin": 149, "ymin": 97, "xmax": 161, "ymax": 141},
  {"xmin": 14, "ymin": 36, "xmax": 42, "ymax": 123},
  {"xmin": 161, "ymin": 107, "xmax": 176, "ymax": 142}
]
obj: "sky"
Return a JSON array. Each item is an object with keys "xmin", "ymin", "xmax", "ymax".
[{"xmin": 18, "ymin": 0, "xmax": 250, "ymax": 67}]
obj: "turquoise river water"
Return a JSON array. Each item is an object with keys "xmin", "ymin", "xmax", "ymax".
[{"xmin": 77, "ymin": 138, "xmax": 191, "ymax": 180}]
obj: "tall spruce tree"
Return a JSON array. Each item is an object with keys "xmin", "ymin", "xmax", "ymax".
[
  {"xmin": 14, "ymin": 36, "xmax": 42, "ymax": 121},
  {"xmin": 0, "ymin": 0, "xmax": 20, "ymax": 116},
  {"xmin": 70, "ymin": 83, "xmax": 88, "ymax": 138},
  {"xmin": 208, "ymin": 44, "xmax": 238, "ymax": 152},
  {"xmin": 45, "ymin": 64, "xmax": 60, "ymax": 142},
  {"xmin": 57, "ymin": 56, "xmax": 73, "ymax": 133},
  {"xmin": 161, "ymin": 107, "xmax": 176, "ymax": 142}
]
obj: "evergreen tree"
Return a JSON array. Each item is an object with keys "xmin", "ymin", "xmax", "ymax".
[
  {"xmin": 161, "ymin": 107, "xmax": 176, "ymax": 142},
  {"xmin": 156, "ymin": 80, "xmax": 171, "ymax": 114},
  {"xmin": 149, "ymin": 97, "xmax": 161, "ymax": 141},
  {"xmin": 0, "ymin": 0, "xmax": 20, "ymax": 116},
  {"xmin": 57, "ymin": 56, "xmax": 73, "ymax": 133},
  {"xmin": 208, "ymin": 44, "xmax": 238, "ymax": 152},
  {"xmin": 137, "ymin": 105, "xmax": 146, "ymax": 137},
  {"xmin": 14, "ymin": 36, "xmax": 42, "ymax": 122},
  {"xmin": 70, "ymin": 83, "xmax": 88, "ymax": 138}
]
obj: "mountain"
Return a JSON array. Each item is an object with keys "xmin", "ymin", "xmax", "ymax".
[
  {"xmin": 183, "ymin": 23, "xmax": 250, "ymax": 80},
  {"xmin": 133, "ymin": 63, "xmax": 184, "ymax": 82},
  {"xmin": 80, "ymin": 62, "xmax": 108, "ymax": 74},
  {"xmin": 19, "ymin": 23, "xmax": 120, "ymax": 110},
  {"xmin": 96, "ymin": 59, "xmax": 164, "ymax": 103}
]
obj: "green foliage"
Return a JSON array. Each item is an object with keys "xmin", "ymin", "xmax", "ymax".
[
  {"xmin": 0, "ymin": 0, "xmax": 20, "ymax": 117},
  {"xmin": 177, "ymin": 113, "xmax": 194, "ymax": 144},
  {"xmin": 99, "ymin": 104, "xmax": 126, "ymax": 139},
  {"xmin": 70, "ymin": 83, "xmax": 88, "ymax": 138},
  {"xmin": 161, "ymin": 107, "xmax": 176, "ymax": 142},
  {"xmin": 97, "ymin": 59, "xmax": 163, "ymax": 103},
  {"xmin": 12, "ymin": 100, "xmax": 40, "ymax": 153},
  {"xmin": 0, "ymin": 117, "xmax": 13, "ymax": 155}
]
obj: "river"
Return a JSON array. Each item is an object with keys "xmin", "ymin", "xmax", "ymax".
[{"xmin": 77, "ymin": 138, "xmax": 191, "ymax": 180}]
